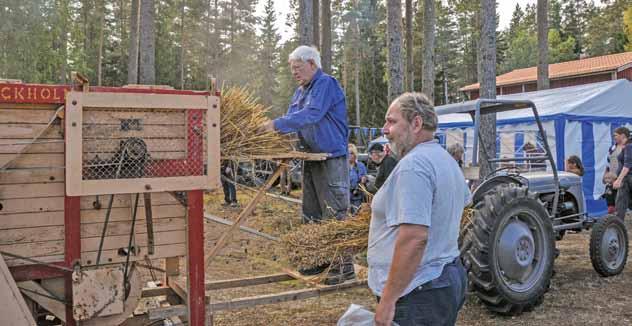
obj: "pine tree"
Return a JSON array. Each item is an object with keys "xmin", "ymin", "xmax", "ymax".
[{"xmin": 256, "ymin": 0, "xmax": 282, "ymax": 107}]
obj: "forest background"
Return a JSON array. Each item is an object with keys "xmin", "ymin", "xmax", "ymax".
[{"xmin": 2, "ymin": 0, "xmax": 632, "ymax": 128}]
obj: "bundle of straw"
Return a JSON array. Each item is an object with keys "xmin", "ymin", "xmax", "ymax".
[
  {"xmin": 281, "ymin": 207, "xmax": 371, "ymax": 270},
  {"xmin": 282, "ymin": 206, "xmax": 474, "ymax": 270},
  {"xmin": 220, "ymin": 86, "xmax": 292, "ymax": 158}
]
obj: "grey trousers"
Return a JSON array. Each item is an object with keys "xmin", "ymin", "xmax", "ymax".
[
  {"xmin": 615, "ymin": 175, "xmax": 632, "ymax": 219},
  {"xmin": 302, "ymin": 155, "xmax": 350, "ymax": 222}
]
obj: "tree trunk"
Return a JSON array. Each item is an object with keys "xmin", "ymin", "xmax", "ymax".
[
  {"xmin": 537, "ymin": 0, "xmax": 549, "ymax": 90},
  {"xmin": 97, "ymin": 0, "xmax": 105, "ymax": 86},
  {"xmin": 179, "ymin": 0, "xmax": 186, "ymax": 89},
  {"xmin": 422, "ymin": 0, "xmax": 435, "ymax": 103},
  {"xmin": 59, "ymin": 0, "xmax": 69, "ymax": 83},
  {"xmin": 386, "ymin": 0, "xmax": 404, "ymax": 102},
  {"xmin": 405, "ymin": 0, "xmax": 413, "ymax": 91},
  {"xmin": 299, "ymin": 0, "xmax": 314, "ymax": 46},
  {"xmin": 320, "ymin": 0, "xmax": 331, "ymax": 73},
  {"xmin": 313, "ymin": 0, "xmax": 320, "ymax": 48},
  {"xmin": 139, "ymin": 0, "xmax": 156, "ymax": 84},
  {"xmin": 355, "ymin": 59, "xmax": 360, "ymax": 126},
  {"xmin": 478, "ymin": 0, "xmax": 497, "ymax": 180},
  {"xmin": 127, "ymin": 0, "xmax": 140, "ymax": 84}
]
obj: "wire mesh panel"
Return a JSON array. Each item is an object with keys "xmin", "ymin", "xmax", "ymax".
[{"xmin": 66, "ymin": 91, "xmax": 219, "ymax": 196}]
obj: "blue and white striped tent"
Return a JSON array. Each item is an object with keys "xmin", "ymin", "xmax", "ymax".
[{"xmin": 435, "ymin": 79, "xmax": 632, "ymax": 217}]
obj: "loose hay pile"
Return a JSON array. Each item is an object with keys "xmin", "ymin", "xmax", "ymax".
[
  {"xmin": 282, "ymin": 206, "xmax": 474, "ymax": 271},
  {"xmin": 281, "ymin": 207, "xmax": 371, "ymax": 270},
  {"xmin": 220, "ymin": 86, "xmax": 292, "ymax": 158}
]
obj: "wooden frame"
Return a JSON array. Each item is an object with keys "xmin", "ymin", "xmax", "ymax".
[{"xmin": 65, "ymin": 91, "xmax": 220, "ymax": 196}]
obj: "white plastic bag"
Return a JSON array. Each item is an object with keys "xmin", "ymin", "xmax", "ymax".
[{"xmin": 337, "ymin": 304, "xmax": 400, "ymax": 326}]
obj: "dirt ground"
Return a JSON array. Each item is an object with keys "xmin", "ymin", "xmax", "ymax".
[{"xmin": 202, "ymin": 188, "xmax": 632, "ymax": 326}]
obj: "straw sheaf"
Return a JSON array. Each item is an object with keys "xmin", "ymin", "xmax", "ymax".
[{"xmin": 220, "ymin": 86, "xmax": 293, "ymax": 159}]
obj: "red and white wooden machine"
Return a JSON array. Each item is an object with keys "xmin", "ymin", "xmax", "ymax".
[{"xmin": 0, "ymin": 75, "xmax": 219, "ymax": 325}]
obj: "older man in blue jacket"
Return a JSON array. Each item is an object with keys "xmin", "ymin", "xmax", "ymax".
[{"xmin": 262, "ymin": 46, "xmax": 353, "ymax": 282}]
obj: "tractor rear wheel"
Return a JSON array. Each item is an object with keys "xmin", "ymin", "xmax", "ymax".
[
  {"xmin": 590, "ymin": 215, "xmax": 628, "ymax": 277},
  {"xmin": 461, "ymin": 184, "xmax": 555, "ymax": 315}
]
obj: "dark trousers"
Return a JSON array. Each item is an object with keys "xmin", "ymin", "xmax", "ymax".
[
  {"xmin": 302, "ymin": 156, "xmax": 350, "ymax": 222},
  {"xmin": 615, "ymin": 175, "xmax": 632, "ymax": 219},
  {"xmin": 377, "ymin": 259, "xmax": 467, "ymax": 326},
  {"xmin": 221, "ymin": 178, "xmax": 237, "ymax": 204}
]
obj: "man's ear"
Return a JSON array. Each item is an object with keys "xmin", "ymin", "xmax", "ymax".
[{"xmin": 413, "ymin": 115, "xmax": 423, "ymax": 132}]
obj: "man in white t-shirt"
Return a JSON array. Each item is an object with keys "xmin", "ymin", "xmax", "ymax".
[{"xmin": 369, "ymin": 92, "xmax": 470, "ymax": 326}]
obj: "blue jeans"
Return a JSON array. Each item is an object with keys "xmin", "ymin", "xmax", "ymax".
[{"xmin": 377, "ymin": 258, "xmax": 467, "ymax": 326}]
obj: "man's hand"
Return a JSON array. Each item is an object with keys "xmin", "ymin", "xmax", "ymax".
[
  {"xmin": 259, "ymin": 120, "xmax": 275, "ymax": 133},
  {"xmin": 374, "ymin": 299, "xmax": 396, "ymax": 326}
]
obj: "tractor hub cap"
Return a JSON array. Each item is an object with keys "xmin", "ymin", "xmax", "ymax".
[
  {"xmin": 602, "ymin": 227, "xmax": 623, "ymax": 267},
  {"xmin": 498, "ymin": 219, "xmax": 535, "ymax": 281}
]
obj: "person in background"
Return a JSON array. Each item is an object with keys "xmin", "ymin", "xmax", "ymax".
[
  {"xmin": 220, "ymin": 160, "xmax": 238, "ymax": 207},
  {"xmin": 565, "ymin": 155, "xmax": 584, "ymax": 176},
  {"xmin": 260, "ymin": 45, "xmax": 353, "ymax": 283},
  {"xmin": 447, "ymin": 143, "xmax": 465, "ymax": 168},
  {"xmin": 613, "ymin": 127, "xmax": 632, "ymax": 220},
  {"xmin": 603, "ymin": 127, "xmax": 628, "ymax": 214},
  {"xmin": 370, "ymin": 92, "xmax": 469, "ymax": 326},
  {"xmin": 376, "ymin": 143, "xmax": 398, "ymax": 190},
  {"xmin": 348, "ymin": 143, "xmax": 368, "ymax": 214}
]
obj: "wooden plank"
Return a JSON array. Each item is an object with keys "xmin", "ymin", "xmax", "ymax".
[
  {"xmin": 0, "ymin": 139, "xmax": 63, "ymax": 154},
  {"xmin": 80, "ymin": 243, "xmax": 186, "ymax": 266},
  {"xmin": 79, "ymin": 92, "xmax": 208, "ymax": 110},
  {"xmin": 0, "ymin": 153, "xmax": 64, "ymax": 168},
  {"xmin": 17, "ymin": 280, "xmax": 66, "ymax": 323},
  {"xmin": 0, "ymin": 217, "xmax": 185, "ymax": 244},
  {"xmin": 0, "ymin": 124, "xmax": 62, "ymax": 139},
  {"xmin": 141, "ymin": 286, "xmax": 175, "ymax": 298},
  {"xmin": 0, "ymin": 226, "xmax": 64, "ymax": 245},
  {"xmin": 0, "ymin": 230, "xmax": 185, "ymax": 259},
  {"xmin": 71, "ymin": 175, "xmax": 213, "ymax": 196},
  {"xmin": 83, "ymin": 109, "xmax": 186, "ymax": 125},
  {"xmin": 81, "ymin": 230, "xmax": 186, "ymax": 252},
  {"xmin": 0, "ymin": 196, "xmax": 64, "ymax": 215},
  {"xmin": 0, "ymin": 254, "xmax": 37, "ymax": 325},
  {"xmin": 0, "ymin": 211, "xmax": 65, "ymax": 229},
  {"xmin": 224, "ymin": 151, "xmax": 328, "ymax": 161},
  {"xmin": 0, "ymin": 168, "xmax": 64, "ymax": 184},
  {"xmin": 82, "ymin": 124, "xmax": 185, "ymax": 139},
  {"xmin": 81, "ymin": 205, "xmax": 185, "ymax": 223},
  {"xmin": 0, "ymin": 109, "xmax": 57, "ymax": 124},
  {"xmin": 3, "ymin": 243, "xmax": 186, "ymax": 267},
  {"xmin": 204, "ymin": 273, "xmax": 293, "ymax": 291},
  {"xmin": 150, "ymin": 280, "xmax": 367, "ymax": 318},
  {"xmin": 0, "ymin": 194, "xmax": 179, "ymax": 215},
  {"xmin": 0, "ymin": 182, "xmax": 64, "ymax": 198},
  {"xmin": 0, "ymin": 240, "xmax": 65, "ymax": 258},
  {"xmin": 208, "ymin": 280, "xmax": 367, "ymax": 312},
  {"xmin": 81, "ymin": 217, "xmax": 185, "ymax": 237}
]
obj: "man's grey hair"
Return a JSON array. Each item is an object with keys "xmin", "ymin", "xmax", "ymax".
[
  {"xmin": 289, "ymin": 45, "xmax": 322, "ymax": 69},
  {"xmin": 447, "ymin": 143, "xmax": 465, "ymax": 157},
  {"xmin": 394, "ymin": 92, "xmax": 438, "ymax": 131}
]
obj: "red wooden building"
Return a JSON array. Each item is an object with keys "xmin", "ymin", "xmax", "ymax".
[{"xmin": 461, "ymin": 51, "xmax": 632, "ymax": 99}]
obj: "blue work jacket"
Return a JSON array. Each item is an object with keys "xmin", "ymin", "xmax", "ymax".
[{"xmin": 273, "ymin": 69, "xmax": 349, "ymax": 158}]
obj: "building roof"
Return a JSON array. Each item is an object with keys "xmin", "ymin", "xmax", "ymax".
[{"xmin": 460, "ymin": 51, "xmax": 632, "ymax": 92}]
